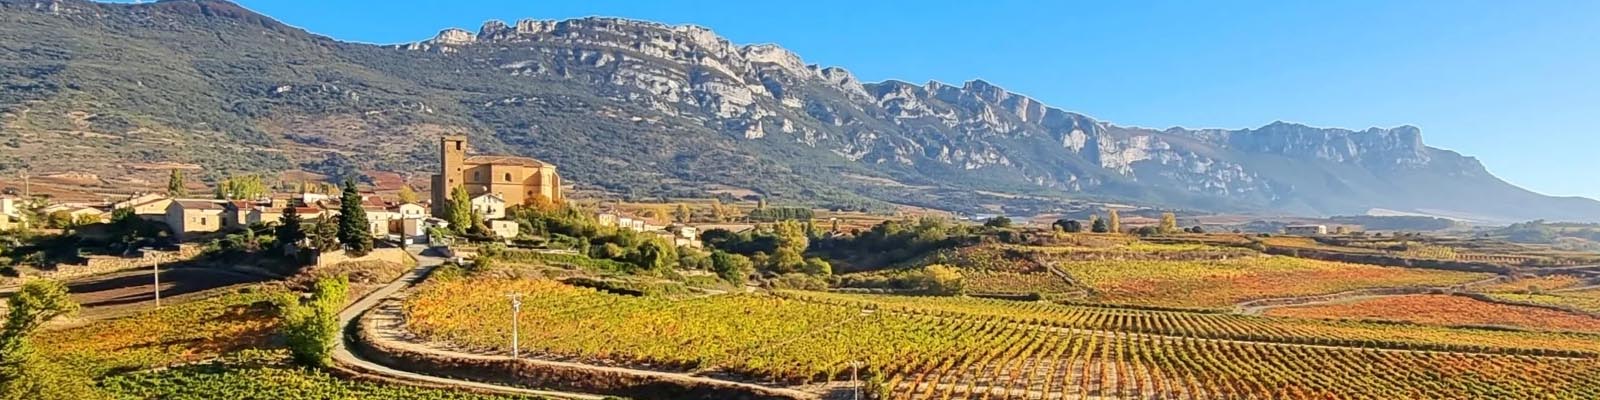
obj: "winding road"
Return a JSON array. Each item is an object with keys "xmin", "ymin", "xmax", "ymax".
[{"xmin": 331, "ymin": 246, "xmax": 608, "ymax": 400}]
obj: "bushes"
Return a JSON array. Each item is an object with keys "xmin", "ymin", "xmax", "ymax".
[
  {"xmin": 710, "ymin": 251, "xmax": 754, "ymax": 285},
  {"xmin": 275, "ymin": 276, "xmax": 348, "ymax": 368}
]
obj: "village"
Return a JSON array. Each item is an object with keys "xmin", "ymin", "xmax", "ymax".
[{"xmin": 0, "ymin": 136, "xmax": 707, "ymax": 259}]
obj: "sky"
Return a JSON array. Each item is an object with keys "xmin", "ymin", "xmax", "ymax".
[{"xmin": 119, "ymin": 0, "xmax": 1600, "ymax": 199}]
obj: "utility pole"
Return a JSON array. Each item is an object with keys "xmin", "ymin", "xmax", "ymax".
[
  {"xmin": 850, "ymin": 360, "xmax": 865, "ymax": 400},
  {"xmin": 19, "ymin": 171, "xmax": 29, "ymax": 198},
  {"xmin": 151, "ymin": 252, "xmax": 161, "ymax": 308},
  {"xmin": 507, "ymin": 292, "xmax": 523, "ymax": 359}
]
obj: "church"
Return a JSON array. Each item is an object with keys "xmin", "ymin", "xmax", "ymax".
[{"xmin": 431, "ymin": 136, "xmax": 562, "ymax": 216}]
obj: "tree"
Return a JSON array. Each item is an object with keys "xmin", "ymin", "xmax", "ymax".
[
  {"xmin": 1091, "ymin": 216, "xmax": 1109, "ymax": 233},
  {"xmin": 311, "ymin": 214, "xmax": 340, "ymax": 253},
  {"xmin": 44, "ymin": 211, "xmax": 71, "ymax": 229},
  {"xmin": 276, "ymin": 276, "xmax": 348, "ymax": 368},
  {"xmin": 772, "ymin": 220, "xmax": 810, "ymax": 254},
  {"xmin": 674, "ymin": 203, "xmax": 692, "ymax": 223},
  {"xmin": 276, "ymin": 206, "xmax": 306, "ymax": 249},
  {"xmin": 1190, "ymin": 226, "xmax": 1206, "ymax": 234},
  {"xmin": 396, "ymin": 185, "xmax": 419, "ymax": 204},
  {"xmin": 1107, "ymin": 209, "xmax": 1121, "ymax": 234},
  {"xmin": 711, "ymin": 251, "xmax": 754, "ymax": 284},
  {"xmin": 803, "ymin": 257, "xmax": 833, "ymax": 276},
  {"xmin": 1, "ymin": 280, "xmax": 77, "ymax": 378},
  {"xmin": 678, "ymin": 247, "xmax": 713, "ymax": 270},
  {"xmin": 631, "ymin": 238, "xmax": 676, "ymax": 270},
  {"xmin": 918, "ymin": 265, "xmax": 965, "ymax": 295},
  {"xmin": 1053, "ymin": 219, "xmax": 1083, "ymax": 233},
  {"xmin": 166, "ymin": 170, "xmax": 187, "ymax": 197},
  {"xmin": 770, "ymin": 247, "xmax": 805, "ymax": 273},
  {"xmin": 336, "ymin": 178, "xmax": 371, "ymax": 255},
  {"xmin": 983, "ymin": 216, "xmax": 1013, "ymax": 229},
  {"xmin": 0, "ymin": 280, "xmax": 87, "ymax": 400},
  {"xmin": 444, "ymin": 185, "xmax": 473, "ymax": 234},
  {"xmin": 1158, "ymin": 212, "xmax": 1179, "ymax": 234},
  {"xmin": 218, "ymin": 174, "xmax": 268, "ymax": 200},
  {"xmin": 709, "ymin": 199, "xmax": 730, "ymax": 222}
]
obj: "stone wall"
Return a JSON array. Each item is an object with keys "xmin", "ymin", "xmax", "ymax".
[
  {"xmin": 315, "ymin": 248, "xmax": 412, "ymax": 268},
  {"xmin": 2, "ymin": 244, "xmax": 203, "ymax": 287}
]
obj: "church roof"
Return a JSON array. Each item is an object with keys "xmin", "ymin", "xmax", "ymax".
[{"xmin": 464, "ymin": 155, "xmax": 552, "ymax": 168}]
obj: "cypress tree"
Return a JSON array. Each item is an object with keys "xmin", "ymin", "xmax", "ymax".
[{"xmin": 336, "ymin": 178, "xmax": 371, "ymax": 255}]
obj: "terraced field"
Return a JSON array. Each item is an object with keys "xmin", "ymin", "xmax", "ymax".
[
  {"xmin": 405, "ymin": 277, "xmax": 1600, "ymax": 399},
  {"xmin": 1264, "ymin": 294, "xmax": 1600, "ymax": 333},
  {"xmin": 1048, "ymin": 256, "xmax": 1493, "ymax": 309}
]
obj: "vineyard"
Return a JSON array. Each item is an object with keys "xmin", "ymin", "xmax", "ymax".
[
  {"xmin": 39, "ymin": 286, "xmax": 282, "ymax": 378},
  {"xmin": 1047, "ymin": 256, "xmax": 1492, "ymax": 309},
  {"xmin": 1489, "ymin": 288, "xmax": 1600, "ymax": 314},
  {"xmin": 1263, "ymin": 294, "xmax": 1600, "ymax": 333},
  {"xmin": 405, "ymin": 277, "xmax": 1600, "ymax": 399},
  {"xmin": 103, "ymin": 352, "xmax": 546, "ymax": 399}
]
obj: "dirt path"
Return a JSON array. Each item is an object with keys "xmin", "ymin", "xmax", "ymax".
[
  {"xmin": 1232, "ymin": 275, "xmax": 1507, "ymax": 315},
  {"xmin": 331, "ymin": 246, "xmax": 606, "ymax": 400}
]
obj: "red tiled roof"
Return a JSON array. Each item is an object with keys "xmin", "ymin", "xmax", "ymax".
[{"xmin": 465, "ymin": 155, "xmax": 552, "ymax": 168}]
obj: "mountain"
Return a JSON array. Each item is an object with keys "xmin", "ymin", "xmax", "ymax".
[{"xmin": 3, "ymin": 0, "xmax": 1597, "ymax": 222}]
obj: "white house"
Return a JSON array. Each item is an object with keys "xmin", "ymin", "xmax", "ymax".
[
  {"xmin": 1284, "ymin": 225, "xmax": 1328, "ymax": 236},
  {"xmin": 391, "ymin": 202, "xmax": 428, "ymax": 219},
  {"xmin": 470, "ymin": 193, "xmax": 507, "ymax": 220}
]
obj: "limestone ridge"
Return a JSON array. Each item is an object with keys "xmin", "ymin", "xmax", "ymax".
[
  {"xmin": 389, "ymin": 16, "xmax": 1583, "ymax": 221},
  {"xmin": 3, "ymin": 0, "xmax": 1595, "ymax": 222}
]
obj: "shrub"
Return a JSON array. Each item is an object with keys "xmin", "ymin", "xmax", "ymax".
[{"xmin": 276, "ymin": 276, "xmax": 348, "ymax": 368}]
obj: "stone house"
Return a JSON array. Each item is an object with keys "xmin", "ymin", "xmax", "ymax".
[
  {"xmin": 165, "ymin": 199, "xmax": 226, "ymax": 241},
  {"xmin": 489, "ymin": 219, "xmax": 520, "ymax": 239}
]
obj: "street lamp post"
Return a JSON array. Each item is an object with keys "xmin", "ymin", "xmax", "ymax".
[{"xmin": 507, "ymin": 293, "xmax": 523, "ymax": 359}]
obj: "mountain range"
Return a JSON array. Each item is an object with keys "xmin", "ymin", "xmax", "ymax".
[{"xmin": 3, "ymin": 0, "xmax": 1597, "ymax": 223}]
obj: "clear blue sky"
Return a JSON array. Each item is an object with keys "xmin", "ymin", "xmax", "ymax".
[{"xmin": 127, "ymin": 0, "xmax": 1600, "ymax": 199}]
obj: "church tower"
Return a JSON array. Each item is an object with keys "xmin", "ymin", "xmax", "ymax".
[{"xmin": 433, "ymin": 135, "xmax": 467, "ymax": 215}]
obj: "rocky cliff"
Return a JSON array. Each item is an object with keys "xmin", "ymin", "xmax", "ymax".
[{"xmin": 2, "ymin": 0, "xmax": 1596, "ymax": 222}]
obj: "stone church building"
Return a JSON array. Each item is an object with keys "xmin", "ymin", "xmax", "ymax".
[{"xmin": 431, "ymin": 136, "xmax": 562, "ymax": 216}]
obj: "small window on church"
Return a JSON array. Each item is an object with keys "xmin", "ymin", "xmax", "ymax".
[
  {"xmin": 473, "ymin": 171, "xmax": 481, "ymax": 181},
  {"xmin": 505, "ymin": 173, "xmax": 512, "ymax": 182},
  {"xmin": 455, "ymin": 142, "xmax": 462, "ymax": 151}
]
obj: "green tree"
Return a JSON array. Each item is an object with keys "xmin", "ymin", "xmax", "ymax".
[
  {"xmin": 1091, "ymin": 216, "xmax": 1109, "ymax": 233},
  {"xmin": 711, "ymin": 250, "xmax": 754, "ymax": 284},
  {"xmin": 44, "ymin": 211, "xmax": 71, "ymax": 229},
  {"xmin": 311, "ymin": 214, "xmax": 340, "ymax": 253},
  {"xmin": 218, "ymin": 174, "xmax": 267, "ymax": 200},
  {"xmin": 166, "ymin": 170, "xmax": 187, "ymax": 197},
  {"xmin": 1054, "ymin": 219, "xmax": 1083, "ymax": 233},
  {"xmin": 919, "ymin": 264, "xmax": 965, "ymax": 295},
  {"xmin": 276, "ymin": 276, "xmax": 348, "ymax": 368},
  {"xmin": 444, "ymin": 185, "xmax": 473, "ymax": 234},
  {"xmin": 803, "ymin": 257, "xmax": 833, "ymax": 275},
  {"xmin": 769, "ymin": 247, "xmax": 805, "ymax": 273},
  {"xmin": 0, "ymin": 280, "xmax": 78, "ymax": 382},
  {"xmin": 336, "ymin": 178, "xmax": 371, "ymax": 255},
  {"xmin": 1107, "ymin": 209, "xmax": 1122, "ymax": 234},
  {"xmin": 772, "ymin": 220, "xmax": 810, "ymax": 254},
  {"xmin": 983, "ymin": 216, "xmax": 1012, "ymax": 228},
  {"xmin": 396, "ymin": 185, "xmax": 420, "ymax": 204},
  {"xmin": 276, "ymin": 206, "xmax": 306, "ymax": 249},
  {"xmin": 632, "ymin": 238, "xmax": 676, "ymax": 270}
]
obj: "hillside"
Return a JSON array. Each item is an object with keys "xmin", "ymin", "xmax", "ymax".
[{"xmin": 3, "ymin": 0, "xmax": 1597, "ymax": 222}]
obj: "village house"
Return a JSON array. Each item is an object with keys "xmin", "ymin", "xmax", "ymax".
[
  {"xmin": 362, "ymin": 198, "xmax": 399, "ymax": 237},
  {"xmin": 431, "ymin": 135, "xmax": 562, "ymax": 216},
  {"xmin": 114, "ymin": 193, "xmax": 174, "ymax": 222},
  {"xmin": 469, "ymin": 193, "xmax": 508, "ymax": 220},
  {"xmin": 165, "ymin": 199, "xmax": 226, "ymax": 240},
  {"xmin": 1284, "ymin": 225, "xmax": 1329, "ymax": 236},
  {"xmin": 391, "ymin": 202, "xmax": 428, "ymax": 219},
  {"xmin": 0, "ymin": 195, "xmax": 18, "ymax": 218},
  {"xmin": 489, "ymin": 219, "xmax": 520, "ymax": 239},
  {"xmin": 222, "ymin": 200, "xmax": 257, "ymax": 230},
  {"xmin": 39, "ymin": 203, "xmax": 107, "ymax": 224}
]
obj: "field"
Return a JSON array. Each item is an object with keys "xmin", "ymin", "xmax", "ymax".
[
  {"xmin": 405, "ymin": 277, "xmax": 1600, "ymax": 399},
  {"xmin": 103, "ymin": 353, "xmax": 544, "ymax": 400},
  {"xmin": 1264, "ymin": 294, "xmax": 1600, "ymax": 332},
  {"xmin": 1476, "ymin": 274, "xmax": 1587, "ymax": 293},
  {"xmin": 1049, "ymin": 255, "xmax": 1492, "ymax": 309},
  {"xmin": 1488, "ymin": 288, "xmax": 1600, "ymax": 314}
]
